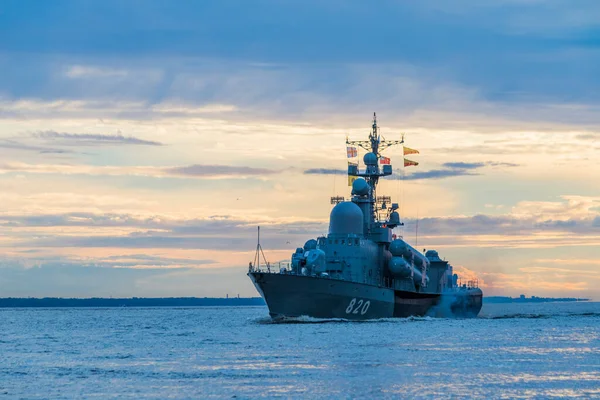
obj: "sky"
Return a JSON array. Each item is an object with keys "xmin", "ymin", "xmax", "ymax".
[{"xmin": 1, "ymin": 0, "xmax": 599, "ymax": 299}]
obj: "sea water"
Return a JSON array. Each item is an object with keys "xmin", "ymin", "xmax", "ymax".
[{"xmin": 1, "ymin": 302, "xmax": 599, "ymax": 399}]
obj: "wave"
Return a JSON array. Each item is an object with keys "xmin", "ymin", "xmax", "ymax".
[
  {"xmin": 254, "ymin": 311, "xmax": 600, "ymax": 324},
  {"xmin": 254, "ymin": 315, "xmax": 437, "ymax": 324},
  {"xmin": 483, "ymin": 312, "xmax": 600, "ymax": 320}
]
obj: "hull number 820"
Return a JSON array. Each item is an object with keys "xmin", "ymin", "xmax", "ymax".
[{"xmin": 345, "ymin": 298, "xmax": 370, "ymax": 315}]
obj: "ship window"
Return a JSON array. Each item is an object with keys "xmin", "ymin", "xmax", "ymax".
[
  {"xmin": 355, "ymin": 239, "xmax": 359, "ymax": 245},
  {"xmin": 341, "ymin": 239, "xmax": 345, "ymax": 245},
  {"xmin": 334, "ymin": 239, "xmax": 338, "ymax": 244},
  {"xmin": 348, "ymin": 240, "xmax": 352, "ymax": 246}
]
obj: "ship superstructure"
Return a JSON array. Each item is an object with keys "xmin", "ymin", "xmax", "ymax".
[{"xmin": 248, "ymin": 114, "xmax": 482, "ymax": 320}]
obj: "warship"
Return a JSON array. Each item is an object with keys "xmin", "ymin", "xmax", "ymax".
[{"xmin": 248, "ymin": 114, "xmax": 482, "ymax": 320}]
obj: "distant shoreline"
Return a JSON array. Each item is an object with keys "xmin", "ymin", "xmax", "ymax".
[
  {"xmin": 0, "ymin": 297, "xmax": 266, "ymax": 308},
  {"xmin": 0, "ymin": 296, "xmax": 590, "ymax": 308},
  {"xmin": 484, "ymin": 296, "xmax": 589, "ymax": 304}
]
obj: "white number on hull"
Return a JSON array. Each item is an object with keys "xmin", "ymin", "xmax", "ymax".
[
  {"xmin": 345, "ymin": 298, "xmax": 370, "ymax": 315},
  {"xmin": 345, "ymin": 298, "xmax": 356, "ymax": 313},
  {"xmin": 361, "ymin": 301, "xmax": 370, "ymax": 315}
]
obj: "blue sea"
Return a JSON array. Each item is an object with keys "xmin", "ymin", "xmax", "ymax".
[{"xmin": 1, "ymin": 302, "xmax": 599, "ymax": 399}]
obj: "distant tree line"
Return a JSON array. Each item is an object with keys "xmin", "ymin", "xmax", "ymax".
[
  {"xmin": 0, "ymin": 297, "xmax": 266, "ymax": 308},
  {"xmin": 484, "ymin": 296, "xmax": 589, "ymax": 304}
]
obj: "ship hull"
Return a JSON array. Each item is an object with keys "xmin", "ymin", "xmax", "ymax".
[
  {"xmin": 249, "ymin": 272, "xmax": 394, "ymax": 320},
  {"xmin": 249, "ymin": 272, "xmax": 482, "ymax": 320}
]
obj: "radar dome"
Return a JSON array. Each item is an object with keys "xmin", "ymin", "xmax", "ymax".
[
  {"xmin": 363, "ymin": 152, "xmax": 378, "ymax": 165},
  {"xmin": 304, "ymin": 239, "xmax": 317, "ymax": 251},
  {"xmin": 425, "ymin": 249, "xmax": 442, "ymax": 261},
  {"xmin": 351, "ymin": 178, "xmax": 369, "ymax": 196},
  {"xmin": 388, "ymin": 211, "xmax": 401, "ymax": 226},
  {"xmin": 329, "ymin": 201, "xmax": 364, "ymax": 235}
]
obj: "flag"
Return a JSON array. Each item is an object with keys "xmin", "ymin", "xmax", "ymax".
[
  {"xmin": 347, "ymin": 146, "xmax": 357, "ymax": 158},
  {"xmin": 348, "ymin": 176, "xmax": 358, "ymax": 186},
  {"xmin": 404, "ymin": 158, "xmax": 419, "ymax": 167},
  {"xmin": 379, "ymin": 156, "xmax": 390, "ymax": 165},
  {"xmin": 403, "ymin": 146, "xmax": 419, "ymax": 155}
]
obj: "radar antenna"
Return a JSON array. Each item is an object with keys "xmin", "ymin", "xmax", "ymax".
[
  {"xmin": 346, "ymin": 112, "xmax": 404, "ymax": 156},
  {"xmin": 346, "ymin": 113, "xmax": 406, "ymax": 224}
]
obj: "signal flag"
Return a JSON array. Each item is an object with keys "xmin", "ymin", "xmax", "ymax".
[
  {"xmin": 403, "ymin": 146, "xmax": 419, "ymax": 155},
  {"xmin": 404, "ymin": 158, "xmax": 419, "ymax": 167}
]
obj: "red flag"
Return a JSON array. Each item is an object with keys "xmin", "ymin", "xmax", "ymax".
[
  {"xmin": 379, "ymin": 156, "xmax": 391, "ymax": 165},
  {"xmin": 404, "ymin": 158, "xmax": 419, "ymax": 167}
]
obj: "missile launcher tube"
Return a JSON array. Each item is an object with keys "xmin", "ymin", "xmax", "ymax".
[
  {"xmin": 388, "ymin": 256, "xmax": 430, "ymax": 286},
  {"xmin": 389, "ymin": 256, "xmax": 412, "ymax": 277},
  {"xmin": 389, "ymin": 239, "xmax": 430, "ymax": 268}
]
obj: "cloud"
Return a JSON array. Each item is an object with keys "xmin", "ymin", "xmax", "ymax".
[
  {"xmin": 1, "ymin": 194, "xmax": 599, "ymax": 252},
  {"xmin": 519, "ymin": 266, "xmax": 600, "ymax": 276},
  {"xmin": 411, "ymin": 213, "xmax": 600, "ymax": 238},
  {"xmin": 21, "ymin": 235, "xmax": 254, "ymax": 251},
  {"xmin": 533, "ymin": 258, "xmax": 600, "ymax": 266},
  {"xmin": 398, "ymin": 160, "xmax": 520, "ymax": 181},
  {"xmin": 487, "ymin": 161, "xmax": 520, "ymax": 167},
  {"xmin": 0, "ymin": 211, "xmax": 328, "ymax": 254},
  {"xmin": 441, "ymin": 162, "xmax": 485, "ymax": 170},
  {"xmin": 1, "ymin": 1, "xmax": 600, "ymax": 299},
  {"xmin": 0, "ymin": 140, "xmax": 73, "ymax": 154},
  {"xmin": 0, "ymin": 211, "xmax": 327, "ymax": 241},
  {"xmin": 0, "ymin": 99, "xmax": 239, "ymax": 120},
  {"xmin": 6, "ymin": 211, "xmax": 324, "ymax": 231},
  {"xmin": 34, "ymin": 130, "xmax": 163, "ymax": 146},
  {"xmin": 165, "ymin": 164, "xmax": 279, "ymax": 177},
  {"xmin": 65, "ymin": 65, "xmax": 129, "ymax": 78},
  {"xmin": 403, "ymin": 168, "xmax": 479, "ymax": 180},
  {"xmin": 0, "ymin": 162, "xmax": 281, "ymax": 179},
  {"xmin": 441, "ymin": 161, "xmax": 520, "ymax": 170},
  {"xmin": 305, "ymin": 161, "xmax": 520, "ymax": 180},
  {"xmin": 510, "ymin": 195, "xmax": 600, "ymax": 220},
  {"xmin": 576, "ymin": 133, "xmax": 598, "ymax": 141},
  {"xmin": 151, "ymin": 103, "xmax": 238, "ymax": 114},
  {"xmin": 303, "ymin": 168, "xmax": 346, "ymax": 175},
  {"xmin": 1, "ymin": 253, "xmax": 215, "ymax": 270},
  {"xmin": 100, "ymin": 254, "xmax": 216, "ymax": 268},
  {"xmin": 1, "ymin": 203, "xmax": 600, "ymax": 297},
  {"xmin": 1, "ymin": 1, "xmax": 599, "ymax": 126}
]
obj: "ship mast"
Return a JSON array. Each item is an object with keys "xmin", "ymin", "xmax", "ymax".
[
  {"xmin": 253, "ymin": 226, "xmax": 270, "ymax": 272},
  {"xmin": 346, "ymin": 113, "xmax": 404, "ymax": 224}
]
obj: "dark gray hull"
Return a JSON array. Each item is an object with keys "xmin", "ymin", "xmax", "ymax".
[{"xmin": 249, "ymin": 272, "xmax": 482, "ymax": 320}]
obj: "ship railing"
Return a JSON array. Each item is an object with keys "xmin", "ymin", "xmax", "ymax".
[
  {"xmin": 456, "ymin": 278, "xmax": 479, "ymax": 290},
  {"xmin": 248, "ymin": 261, "xmax": 292, "ymax": 274}
]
